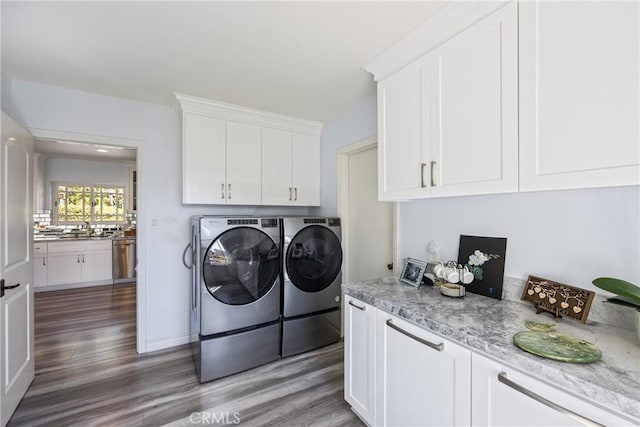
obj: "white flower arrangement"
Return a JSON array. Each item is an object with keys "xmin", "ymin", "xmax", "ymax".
[{"xmin": 466, "ymin": 250, "xmax": 500, "ymax": 280}]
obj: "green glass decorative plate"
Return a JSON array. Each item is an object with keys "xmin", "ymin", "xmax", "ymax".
[
  {"xmin": 524, "ymin": 320, "xmax": 557, "ymax": 332},
  {"xmin": 513, "ymin": 331, "xmax": 602, "ymax": 363}
]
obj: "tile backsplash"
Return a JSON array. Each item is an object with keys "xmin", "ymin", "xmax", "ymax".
[{"xmin": 33, "ymin": 211, "xmax": 136, "ymax": 235}]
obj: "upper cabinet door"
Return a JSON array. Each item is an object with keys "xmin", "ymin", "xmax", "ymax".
[
  {"xmin": 183, "ymin": 113, "xmax": 226, "ymax": 204},
  {"xmin": 292, "ymin": 133, "xmax": 320, "ymax": 206},
  {"xmin": 428, "ymin": 1, "xmax": 518, "ymax": 197},
  {"xmin": 519, "ymin": 1, "xmax": 640, "ymax": 191},
  {"xmin": 262, "ymin": 127, "xmax": 293, "ymax": 205},
  {"xmin": 378, "ymin": 62, "xmax": 427, "ymax": 200},
  {"xmin": 226, "ymin": 121, "xmax": 262, "ymax": 205}
]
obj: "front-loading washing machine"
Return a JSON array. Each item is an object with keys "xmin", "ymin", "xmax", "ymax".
[
  {"xmin": 190, "ymin": 216, "xmax": 281, "ymax": 382},
  {"xmin": 281, "ymin": 217, "xmax": 342, "ymax": 357}
]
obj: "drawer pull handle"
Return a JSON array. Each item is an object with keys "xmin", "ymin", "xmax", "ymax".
[
  {"xmin": 497, "ymin": 372, "xmax": 603, "ymax": 427},
  {"xmin": 348, "ymin": 300, "xmax": 365, "ymax": 311},
  {"xmin": 386, "ymin": 319, "xmax": 443, "ymax": 351}
]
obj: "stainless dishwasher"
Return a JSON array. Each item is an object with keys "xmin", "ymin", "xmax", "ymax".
[{"xmin": 112, "ymin": 237, "xmax": 136, "ymax": 284}]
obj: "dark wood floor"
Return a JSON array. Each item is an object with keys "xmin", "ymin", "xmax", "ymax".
[{"xmin": 9, "ymin": 284, "xmax": 361, "ymax": 426}]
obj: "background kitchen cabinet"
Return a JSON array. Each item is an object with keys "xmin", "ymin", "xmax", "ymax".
[
  {"xmin": 471, "ymin": 352, "xmax": 635, "ymax": 426},
  {"xmin": 343, "ymin": 295, "xmax": 376, "ymax": 425},
  {"xmin": 427, "ymin": 1, "xmax": 518, "ymax": 197},
  {"xmin": 262, "ymin": 128, "xmax": 320, "ymax": 206},
  {"xmin": 519, "ymin": 1, "xmax": 639, "ymax": 191},
  {"xmin": 375, "ymin": 2, "xmax": 518, "ymax": 201},
  {"xmin": 375, "ymin": 310, "xmax": 471, "ymax": 426},
  {"xmin": 42, "ymin": 241, "xmax": 112, "ymax": 288},
  {"xmin": 377, "ymin": 61, "xmax": 425, "ymax": 200},
  {"xmin": 182, "ymin": 113, "xmax": 226, "ymax": 204},
  {"xmin": 128, "ymin": 166, "xmax": 137, "ymax": 213},
  {"xmin": 33, "ymin": 243, "xmax": 47, "ymax": 287}
]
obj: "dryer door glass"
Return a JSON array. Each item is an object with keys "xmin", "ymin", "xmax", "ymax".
[
  {"xmin": 286, "ymin": 225, "xmax": 342, "ymax": 292},
  {"xmin": 203, "ymin": 227, "xmax": 279, "ymax": 305}
]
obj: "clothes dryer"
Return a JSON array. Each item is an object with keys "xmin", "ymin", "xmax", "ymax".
[
  {"xmin": 190, "ymin": 216, "xmax": 281, "ymax": 382},
  {"xmin": 281, "ymin": 217, "xmax": 342, "ymax": 357}
]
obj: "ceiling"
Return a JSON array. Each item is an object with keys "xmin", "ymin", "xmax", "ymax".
[{"xmin": 1, "ymin": 1, "xmax": 446, "ymax": 123}]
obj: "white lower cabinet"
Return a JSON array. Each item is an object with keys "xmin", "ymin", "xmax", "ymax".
[
  {"xmin": 471, "ymin": 352, "xmax": 635, "ymax": 426},
  {"xmin": 33, "ymin": 242, "xmax": 48, "ymax": 287},
  {"xmin": 376, "ymin": 310, "xmax": 471, "ymax": 427},
  {"xmin": 35, "ymin": 241, "xmax": 113, "ymax": 289},
  {"xmin": 344, "ymin": 295, "xmax": 376, "ymax": 425},
  {"xmin": 344, "ymin": 296, "xmax": 635, "ymax": 427}
]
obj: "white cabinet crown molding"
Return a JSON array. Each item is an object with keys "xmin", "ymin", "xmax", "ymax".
[
  {"xmin": 364, "ymin": 1, "xmax": 509, "ymax": 82},
  {"xmin": 174, "ymin": 93, "xmax": 323, "ymax": 136}
]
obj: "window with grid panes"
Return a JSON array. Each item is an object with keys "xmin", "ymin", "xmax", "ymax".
[{"xmin": 54, "ymin": 183, "xmax": 126, "ymax": 224}]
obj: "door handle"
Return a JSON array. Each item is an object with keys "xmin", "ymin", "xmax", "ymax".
[
  {"xmin": 387, "ymin": 263, "xmax": 393, "ymax": 270},
  {"xmin": 497, "ymin": 372, "xmax": 603, "ymax": 426},
  {"xmin": 386, "ymin": 319, "xmax": 444, "ymax": 351},
  {"xmin": 0, "ymin": 279, "xmax": 21, "ymax": 298}
]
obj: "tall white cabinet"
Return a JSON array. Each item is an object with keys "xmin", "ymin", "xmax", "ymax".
[
  {"xmin": 176, "ymin": 94, "xmax": 322, "ymax": 206},
  {"xmin": 519, "ymin": 0, "xmax": 640, "ymax": 191}
]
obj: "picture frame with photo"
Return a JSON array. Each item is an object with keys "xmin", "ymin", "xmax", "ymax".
[{"xmin": 399, "ymin": 258, "xmax": 427, "ymax": 288}]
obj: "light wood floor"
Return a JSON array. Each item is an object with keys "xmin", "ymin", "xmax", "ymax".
[{"xmin": 9, "ymin": 284, "xmax": 361, "ymax": 426}]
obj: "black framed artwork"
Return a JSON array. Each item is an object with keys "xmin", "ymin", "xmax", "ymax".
[{"xmin": 457, "ymin": 235, "xmax": 507, "ymax": 300}]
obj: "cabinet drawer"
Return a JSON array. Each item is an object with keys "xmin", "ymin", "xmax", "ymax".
[{"xmin": 47, "ymin": 241, "xmax": 82, "ymax": 253}]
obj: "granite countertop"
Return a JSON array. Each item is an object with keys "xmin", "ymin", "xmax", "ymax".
[
  {"xmin": 34, "ymin": 235, "xmax": 115, "ymax": 242},
  {"xmin": 342, "ymin": 277, "xmax": 640, "ymax": 421}
]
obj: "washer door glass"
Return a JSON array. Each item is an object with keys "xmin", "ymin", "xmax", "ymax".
[
  {"xmin": 286, "ymin": 225, "xmax": 342, "ymax": 292},
  {"xmin": 203, "ymin": 227, "xmax": 279, "ymax": 305}
]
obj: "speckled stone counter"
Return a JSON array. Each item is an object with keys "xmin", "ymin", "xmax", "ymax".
[{"xmin": 342, "ymin": 277, "xmax": 640, "ymax": 421}]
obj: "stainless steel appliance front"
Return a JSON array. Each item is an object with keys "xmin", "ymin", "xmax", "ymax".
[
  {"xmin": 281, "ymin": 217, "xmax": 342, "ymax": 357},
  {"xmin": 190, "ymin": 216, "xmax": 281, "ymax": 382},
  {"xmin": 112, "ymin": 238, "xmax": 136, "ymax": 284}
]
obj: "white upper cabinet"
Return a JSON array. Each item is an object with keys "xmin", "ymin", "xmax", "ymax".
[
  {"xmin": 377, "ymin": 62, "xmax": 427, "ymax": 200},
  {"xmin": 427, "ymin": 2, "xmax": 518, "ymax": 197},
  {"xmin": 176, "ymin": 94, "xmax": 322, "ymax": 206},
  {"xmin": 519, "ymin": 1, "xmax": 639, "ymax": 191},
  {"xmin": 183, "ymin": 113, "xmax": 226, "ymax": 204},
  {"xmin": 373, "ymin": 2, "xmax": 518, "ymax": 201},
  {"xmin": 262, "ymin": 127, "xmax": 293, "ymax": 205},
  {"xmin": 226, "ymin": 121, "xmax": 262, "ymax": 205},
  {"xmin": 292, "ymin": 133, "xmax": 320, "ymax": 206}
]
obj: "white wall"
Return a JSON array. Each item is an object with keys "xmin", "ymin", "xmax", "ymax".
[
  {"xmin": 8, "ymin": 79, "xmax": 310, "ymax": 352},
  {"xmin": 312, "ymin": 94, "xmax": 377, "ymax": 216},
  {"xmin": 44, "ymin": 158, "xmax": 130, "ymax": 208},
  {"xmin": 317, "ymin": 92, "xmax": 640, "ymax": 292}
]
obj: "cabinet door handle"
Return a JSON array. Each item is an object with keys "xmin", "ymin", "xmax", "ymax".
[
  {"xmin": 77, "ymin": 255, "xmax": 80, "ymax": 263},
  {"xmin": 221, "ymin": 183, "xmax": 225, "ymax": 199},
  {"xmin": 228, "ymin": 183, "xmax": 231, "ymax": 199},
  {"xmin": 82, "ymin": 254, "xmax": 85, "ymax": 263},
  {"xmin": 294, "ymin": 187, "xmax": 298, "ymax": 201},
  {"xmin": 386, "ymin": 319, "xmax": 443, "ymax": 351},
  {"xmin": 43, "ymin": 257, "xmax": 46, "ymax": 266},
  {"xmin": 289, "ymin": 187, "xmax": 292, "ymax": 201},
  {"xmin": 497, "ymin": 372, "xmax": 603, "ymax": 427},
  {"xmin": 348, "ymin": 300, "xmax": 365, "ymax": 311},
  {"xmin": 421, "ymin": 163, "xmax": 427, "ymax": 188},
  {"xmin": 430, "ymin": 161, "xmax": 437, "ymax": 187}
]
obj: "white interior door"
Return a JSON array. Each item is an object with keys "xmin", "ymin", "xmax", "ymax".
[
  {"xmin": 346, "ymin": 144, "xmax": 393, "ymax": 282},
  {"xmin": 0, "ymin": 112, "xmax": 34, "ymax": 426}
]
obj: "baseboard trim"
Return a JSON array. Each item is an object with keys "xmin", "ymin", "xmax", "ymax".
[{"xmin": 145, "ymin": 335, "xmax": 191, "ymax": 353}]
